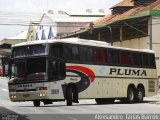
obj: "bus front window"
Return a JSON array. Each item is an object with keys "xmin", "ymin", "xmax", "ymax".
[
  {"xmin": 11, "ymin": 61, "xmax": 25, "ymax": 79},
  {"xmin": 26, "ymin": 58, "xmax": 46, "ymax": 81},
  {"xmin": 10, "ymin": 58, "xmax": 47, "ymax": 82}
]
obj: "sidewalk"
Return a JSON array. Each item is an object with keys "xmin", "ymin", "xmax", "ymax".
[
  {"xmin": 150, "ymin": 92, "xmax": 160, "ymax": 100},
  {"xmin": 144, "ymin": 91, "xmax": 160, "ymax": 104}
]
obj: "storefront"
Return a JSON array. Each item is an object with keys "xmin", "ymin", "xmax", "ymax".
[{"xmin": 0, "ymin": 43, "xmax": 11, "ymax": 76}]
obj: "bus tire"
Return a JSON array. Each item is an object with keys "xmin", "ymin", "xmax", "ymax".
[
  {"xmin": 66, "ymin": 87, "xmax": 73, "ymax": 106},
  {"xmin": 136, "ymin": 87, "xmax": 144, "ymax": 103},
  {"xmin": 127, "ymin": 87, "xmax": 135, "ymax": 103},
  {"xmin": 33, "ymin": 100, "xmax": 40, "ymax": 107}
]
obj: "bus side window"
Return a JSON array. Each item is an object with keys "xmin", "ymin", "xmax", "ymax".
[
  {"xmin": 71, "ymin": 46, "xmax": 80, "ymax": 62},
  {"xmin": 120, "ymin": 51, "xmax": 131, "ymax": 65},
  {"xmin": 64, "ymin": 45, "xmax": 80, "ymax": 62},
  {"xmin": 132, "ymin": 52, "xmax": 142, "ymax": 66},
  {"xmin": 108, "ymin": 49, "xmax": 120, "ymax": 65},
  {"xmin": 149, "ymin": 54, "xmax": 156, "ymax": 68},
  {"xmin": 79, "ymin": 46, "xmax": 94, "ymax": 64},
  {"xmin": 49, "ymin": 61, "xmax": 66, "ymax": 80},
  {"xmin": 50, "ymin": 45, "xmax": 63, "ymax": 60},
  {"xmin": 95, "ymin": 49, "xmax": 107, "ymax": 64},
  {"xmin": 142, "ymin": 54, "xmax": 149, "ymax": 67}
]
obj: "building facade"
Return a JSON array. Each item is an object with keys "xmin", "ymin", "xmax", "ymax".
[{"xmin": 27, "ymin": 12, "xmax": 105, "ymax": 41}]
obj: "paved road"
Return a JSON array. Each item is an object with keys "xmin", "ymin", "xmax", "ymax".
[{"xmin": 1, "ymin": 78, "xmax": 160, "ymax": 120}]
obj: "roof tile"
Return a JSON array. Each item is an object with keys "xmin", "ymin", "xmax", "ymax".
[
  {"xmin": 94, "ymin": 0, "xmax": 160, "ymax": 26},
  {"xmin": 111, "ymin": 0, "xmax": 134, "ymax": 9}
]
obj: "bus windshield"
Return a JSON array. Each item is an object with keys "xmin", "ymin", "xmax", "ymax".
[
  {"xmin": 11, "ymin": 44, "xmax": 48, "ymax": 58},
  {"xmin": 11, "ymin": 60, "xmax": 25, "ymax": 81},
  {"xmin": 10, "ymin": 57, "xmax": 46, "ymax": 82}
]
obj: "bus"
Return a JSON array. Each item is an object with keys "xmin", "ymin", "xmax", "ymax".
[{"xmin": 8, "ymin": 38, "xmax": 158, "ymax": 106}]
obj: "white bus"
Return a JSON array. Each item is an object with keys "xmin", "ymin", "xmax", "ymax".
[{"xmin": 8, "ymin": 38, "xmax": 158, "ymax": 106}]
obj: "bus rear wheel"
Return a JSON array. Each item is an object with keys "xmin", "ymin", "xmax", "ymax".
[
  {"xmin": 127, "ymin": 87, "xmax": 135, "ymax": 103},
  {"xmin": 33, "ymin": 100, "xmax": 40, "ymax": 107},
  {"xmin": 136, "ymin": 87, "xmax": 144, "ymax": 103},
  {"xmin": 66, "ymin": 87, "xmax": 73, "ymax": 106}
]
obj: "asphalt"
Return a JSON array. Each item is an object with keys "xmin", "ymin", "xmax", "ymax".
[
  {"xmin": 0, "ymin": 77, "xmax": 29, "ymax": 120},
  {"xmin": 0, "ymin": 105, "xmax": 95, "ymax": 120},
  {"xmin": 0, "ymin": 104, "xmax": 30, "ymax": 120},
  {"xmin": 1, "ymin": 77, "xmax": 160, "ymax": 120}
]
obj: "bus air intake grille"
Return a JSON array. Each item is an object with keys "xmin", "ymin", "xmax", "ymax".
[
  {"xmin": 16, "ymin": 89, "xmax": 37, "ymax": 92},
  {"xmin": 148, "ymin": 80, "xmax": 155, "ymax": 92}
]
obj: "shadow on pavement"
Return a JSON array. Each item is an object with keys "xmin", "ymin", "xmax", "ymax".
[
  {"xmin": 0, "ymin": 106, "xmax": 95, "ymax": 120},
  {"xmin": 0, "ymin": 106, "xmax": 29, "ymax": 120},
  {"xmin": 15, "ymin": 100, "xmax": 159, "ymax": 108}
]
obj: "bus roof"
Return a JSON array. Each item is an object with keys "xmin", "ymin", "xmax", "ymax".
[{"xmin": 12, "ymin": 38, "xmax": 154, "ymax": 53}]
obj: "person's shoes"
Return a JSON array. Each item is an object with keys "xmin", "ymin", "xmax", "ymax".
[{"xmin": 73, "ymin": 100, "xmax": 79, "ymax": 103}]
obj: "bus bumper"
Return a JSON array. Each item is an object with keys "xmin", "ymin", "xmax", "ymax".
[{"xmin": 9, "ymin": 91, "xmax": 49, "ymax": 102}]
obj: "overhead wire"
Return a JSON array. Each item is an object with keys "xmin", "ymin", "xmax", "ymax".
[{"xmin": 0, "ymin": 12, "xmax": 160, "ymax": 27}]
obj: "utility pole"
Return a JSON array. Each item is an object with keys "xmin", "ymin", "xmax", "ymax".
[{"xmin": 148, "ymin": 15, "xmax": 152, "ymax": 50}]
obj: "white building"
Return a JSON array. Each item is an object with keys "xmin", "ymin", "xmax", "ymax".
[{"xmin": 28, "ymin": 11, "xmax": 104, "ymax": 41}]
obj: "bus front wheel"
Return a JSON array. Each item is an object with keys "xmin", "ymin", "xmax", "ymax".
[
  {"xmin": 127, "ymin": 87, "xmax": 135, "ymax": 103},
  {"xmin": 66, "ymin": 87, "xmax": 73, "ymax": 106},
  {"xmin": 33, "ymin": 100, "xmax": 40, "ymax": 107}
]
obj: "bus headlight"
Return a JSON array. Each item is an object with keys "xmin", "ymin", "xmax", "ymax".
[
  {"xmin": 11, "ymin": 95, "xmax": 16, "ymax": 99},
  {"xmin": 38, "ymin": 93, "xmax": 46, "ymax": 97}
]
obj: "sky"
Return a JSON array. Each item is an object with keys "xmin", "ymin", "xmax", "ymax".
[{"xmin": 0, "ymin": 0, "xmax": 120, "ymax": 40}]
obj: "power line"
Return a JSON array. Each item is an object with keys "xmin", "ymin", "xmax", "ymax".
[
  {"xmin": 0, "ymin": 22, "xmax": 160, "ymax": 27},
  {"xmin": 1, "ymin": 12, "xmax": 160, "ymax": 27}
]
